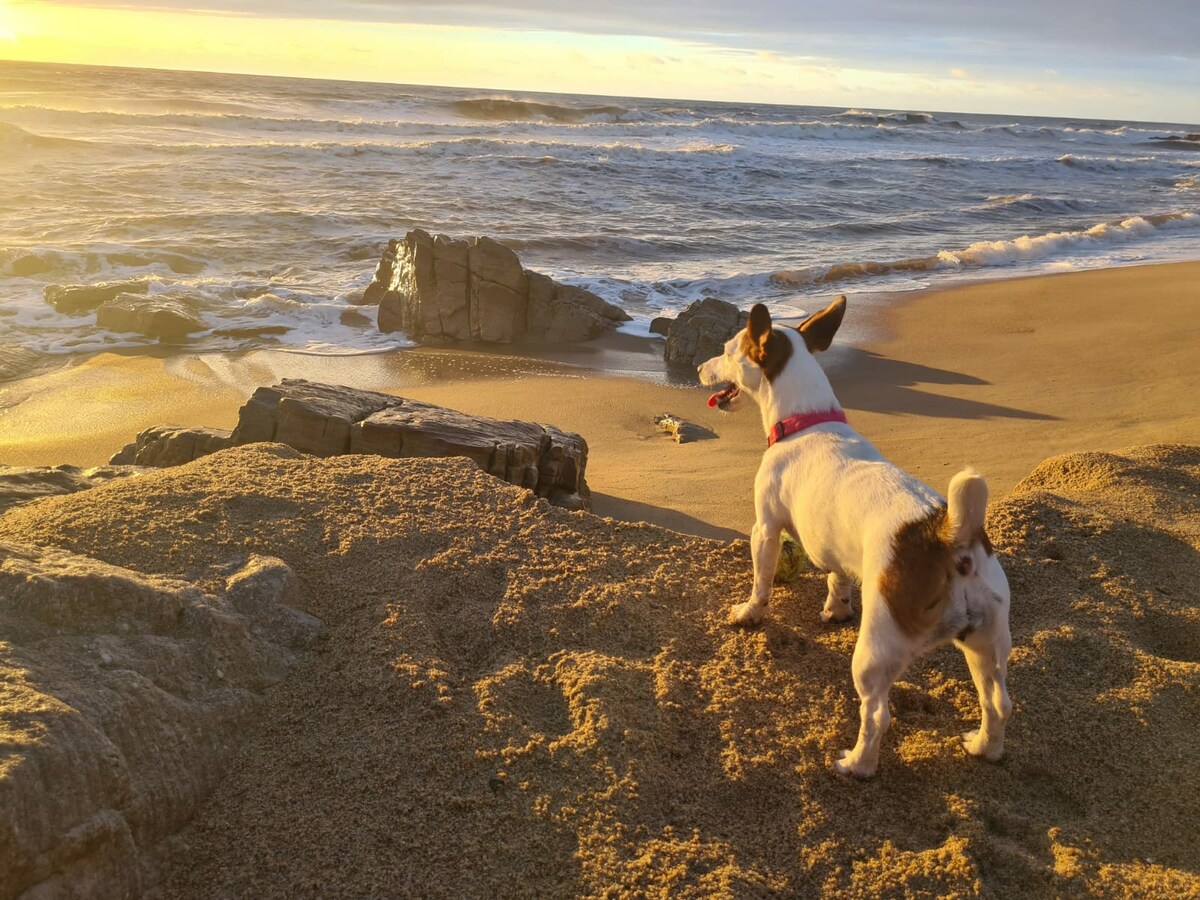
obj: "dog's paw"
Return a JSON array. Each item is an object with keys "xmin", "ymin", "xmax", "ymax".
[
  {"xmin": 833, "ymin": 749, "xmax": 876, "ymax": 779},
  {"xmin": 729, "ymin": 600, "xmax": 767, "ymax": 627},
  {"xmin": 962, "ymin": 729, "xmax": 1005, "ymax": 762},
  {"xmin": 819, "ymin": 606, "xmax": 853, "ymax": 625}
]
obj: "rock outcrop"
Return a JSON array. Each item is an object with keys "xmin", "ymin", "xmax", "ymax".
[
  {"xmin": 0, "ymin": 542, "xmax": 321, "ymax": 898},
  {"xmin": 363, "ymin": 229, "xmax": 630, "ymax": 344},
  {"xmin": 0, "ymin": 464, "xmax": 150, "ymax": 514},
  {"xmin": 95, "ymin": 294, "xmax": 205, "ymax": 341},
  {"xmin": 111, "ymin": 379, "xmax": 591, "ymax": 509},
  {"xmin": 662, "ymin": 298, "xmax": 749, "ymax": 368},
  {"xmin": 44, "ymin": 280, "xmax": 150, "ymax": 315},
  {"xmin": 109, "ymin": 426, "xmax": 235, "ymax": 468}
]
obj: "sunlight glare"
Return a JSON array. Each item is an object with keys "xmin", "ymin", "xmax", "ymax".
[{"xmin": 0, "ymin": 2, "xmax": 18, "ymax": 42}]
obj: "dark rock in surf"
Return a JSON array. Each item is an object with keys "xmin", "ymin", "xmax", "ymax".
[
  {"xmin": 365, "ymin": 229, "xmax": 629, "ymax": 344},
  {"xmin": 663, "ymin": 298, "xmax": 750, "ymax": 368},
  {"xmin": 44, "ymin": 280, "xmax": 151, "ymax": 315},
  {"xmin": 96, "ymin": 294, "xmax": 204, "ymax": 341}
]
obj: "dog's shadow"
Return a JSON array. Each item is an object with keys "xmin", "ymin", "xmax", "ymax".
[{"xmin": 827, "ymin": 348, "xmax": 1059, "ymax": 421}]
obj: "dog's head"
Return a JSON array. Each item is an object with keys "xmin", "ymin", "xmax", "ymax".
[{"xmin": 697, "ymin": 295, "xmax": 846, "ymax": 411}]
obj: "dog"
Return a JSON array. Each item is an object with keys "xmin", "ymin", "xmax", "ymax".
[{"xmin": 698, "ymin": 296, "xmax": 1012, "ymax": 778}]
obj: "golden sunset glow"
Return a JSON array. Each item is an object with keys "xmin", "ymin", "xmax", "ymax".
[
  {"xmin": 1, "ymin": 0, "xmax": 1195, "ymax": 119},
  {"xmin": 0, "ymin": 1, "xmax": 21, "ymax": 42}
]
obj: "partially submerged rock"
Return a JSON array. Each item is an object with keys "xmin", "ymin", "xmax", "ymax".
[
  {"xmin": 113, "ymin": 379, "xmax": 591, "ymax": 509},
  {"xmin": 365, "ymin": 229, "xmax": 630, "ymax": 344},
  {"xmin": 663, "ymin": 298, "xmax": 749, "ymax": 368},
  {"xmin": 95, "ymin": 293, "xmax": 205, "ymax": 341},
  {"xmin": 0, "ymin": 464, "xmax": 150, "ymax": 513},
  {"xmin": 44, "ymin": 280, "xmax": 150, "ymax": 315},
  {"xmin": 0, "ymin": 346, "xmax": 43, "ymax": 382},
  {"xmin": 0, "ymin": 542, "xmax": 320, "ymax": 898}
]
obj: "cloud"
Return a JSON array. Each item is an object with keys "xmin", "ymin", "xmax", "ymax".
[{"xmin": 34, "ymin": 1, "xmax": 1200, "ymax": 61}]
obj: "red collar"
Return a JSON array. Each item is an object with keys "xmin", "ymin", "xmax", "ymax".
[{"xmin": 768, "ymin": 408, "xmax": 847, "ymax": 447}]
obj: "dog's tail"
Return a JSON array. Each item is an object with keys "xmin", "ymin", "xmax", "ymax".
[{"xmin": 945, "ymin": 469, "xmax": 990, "ymax": 573}]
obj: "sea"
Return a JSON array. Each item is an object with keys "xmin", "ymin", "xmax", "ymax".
[{"xmin": 1, "ymin": 59, "xmax": 1198, "ymax": 368}]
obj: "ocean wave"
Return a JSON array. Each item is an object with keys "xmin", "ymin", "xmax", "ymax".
[
  {"xmin": 771, "ymin": 212, "xmax": 1199, "ymax": 287},
  {"xmin": 834, "ymin": 109, "xmax": 942, "ymax": 126},
  {"xmin": 451, "ymin": 98, "xmax": 631, "ymax": 123},
  {"xmin": 0, "ymin": 121, "xmax": 87, "ymax": 151},
  {"xmin": 976, "ymin": 194, "xmax": 1096, "ymax": 214},
  {"xmin": 0, "ymin": 246, "xmax": 206, "ymax": 279}
]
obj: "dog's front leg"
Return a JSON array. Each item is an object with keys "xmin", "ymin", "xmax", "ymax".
[{"xmin": 730, "ymin": 521, "xmax": 781, "ymax": 626}]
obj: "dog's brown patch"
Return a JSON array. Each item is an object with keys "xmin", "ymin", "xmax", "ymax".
[
  {"xmin": 879, "ymin": 506, "xmax": 957, "ymax": 638},
  {"xmin": 740, "ymin": 327, "xmax": 794, "ymax": 383}
]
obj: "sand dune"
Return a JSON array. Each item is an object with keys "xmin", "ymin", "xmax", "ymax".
[{"xmin": 2, "ymin": 442, "xmax": 1196, "ymax": 897}]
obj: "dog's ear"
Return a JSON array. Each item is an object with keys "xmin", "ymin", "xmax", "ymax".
[
  {"xmin": 798, "ymin": 295, "xmax": 846, "ymax": 353},
  {"xmin": 748, "ymin": 303, "xmax": 772, "ymax": 347}
]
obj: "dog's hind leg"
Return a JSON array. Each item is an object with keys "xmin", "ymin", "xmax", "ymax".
[
  {"xmin": 835, "ymin": 600, "xmax": 906, "ymax": 778},
  {"xmin": 730, "ymin": 520, "xmax": 781, "ymax": 626},
  {"xmin": 957, "ymin": 618, "xmax": 1012, "ymax": 762},
  {"xmin": 821, "ymin": 572, "xmax": 854, "ymax": 623}
]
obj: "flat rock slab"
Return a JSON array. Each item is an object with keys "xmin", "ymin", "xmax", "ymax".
[
  {"xmin": 110, "ymin": 425, "xmax": 234, "ymax": 467},
  {"xmin": 114, "ymin": 379, "xmax": 591, "ymax": 509}
]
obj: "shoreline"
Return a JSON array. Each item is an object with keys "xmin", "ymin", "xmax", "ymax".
[{"xmin": 2, "ymin": 259, "xmax": 1198, "ymax": 538}]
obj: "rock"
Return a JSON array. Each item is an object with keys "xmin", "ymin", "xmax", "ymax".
[
  {"xmin": 96, "ymin": 294, "xmax": 205, "ymax": 341},
  {"xmin": 339, "ymin": 308, "xmax": 371, "ymax": 328},
  {"xmin": 109, "ymin": 425, "xmax": 234, "ymax": 467},
  {"xmin": 231, "ymin": 380, "xmax": 400, "ymax": 457},
  {"xmin": 0, "ymin": 542, "xmax": 320, "ymax": 898},
  {"xmin": 0, "ymin": 346, "xmax": 43, "ymax": 382},
  {"xmin": 663, "ymin": 298, "xmax": 750, "ymax": 368},
  {"xmin": 649, "ymin": 316, "xmax": 672, "ymax": 337},
  {"xmin": 353, "ymin": 401, "xmax": 589, "ymax": 506},
  {"xmin": 44, "ymin": 280, "xmax": 150, "ymax": 315},
  {"xmin": 369, "ymin": 230, "xmax": 629, "ymax": 344},
  {"xmin": 211, "ymin": 324, "xmax": 291, "ymax": 338},
  {"xmin": 653, "ymin": 413, "xmax": 716, "ymax": 444},
  {"xmin": 0, "ymin": 464, "xmax": 151, "ymax": 513},
  {"xmin": 10, "ymin": 255, "xmax": 48, "ymax": 276},
  {"xmin": 116, "ymin": 379, "xmax": 591, "ymax": 508}
]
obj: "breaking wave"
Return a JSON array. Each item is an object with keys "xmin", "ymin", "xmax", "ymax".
[
  {"xmin": 451, "ymin": 98, "xmax": 631, "ymax": 123},
  {"xmin": 772, "ymin": 212, "xmax": 1200, "ymax": 287},
  {"xmin": 0, "ymin": 121, "xmax": 86, "ymax": 150}
]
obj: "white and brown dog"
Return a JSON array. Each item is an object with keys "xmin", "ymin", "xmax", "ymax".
[{"xmin": 699, "ymin": 296, "xmax": 1012, "ymax": 778}]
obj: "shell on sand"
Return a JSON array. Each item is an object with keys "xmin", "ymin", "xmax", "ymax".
[{"xmin": 1, "ymin": 442, "xmax": 1197, "ymax": 897}]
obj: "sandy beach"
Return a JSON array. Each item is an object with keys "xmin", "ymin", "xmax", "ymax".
[{"xmin": 3, "ymin": 261, "xmax": 1197, "ymax": 539}]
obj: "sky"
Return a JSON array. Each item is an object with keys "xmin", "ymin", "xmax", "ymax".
[{"xmin": 1, "ymin": 0, "xmax": 1198, "ymax": 122}]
